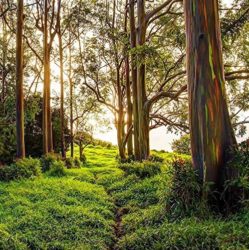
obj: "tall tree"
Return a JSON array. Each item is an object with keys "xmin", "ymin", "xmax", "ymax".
[
  {"xmin": 16, "ymin": 0, "xmax": 25, "ymax": 158},
  {"xmin": 184, "ymin": 0, "xmax": 237, "ymax": 184},
  {"xmin": 57, "ymin": 0, "xmax": 65, "ymax": 158},
  {"xmin": 69, "ymin": 26, "xmax": 74, "ymax": 158},
  {"xmin": 43, "ymin": 0, "xmax": 49, "ymax": 154},
  {"xmin": 39, "ymin": 0, "xmax": 61, "ymax": 154},
  {"xmin": 134, "ymin": 0, "xmax": 182, "ymax": 160},
  {"xmin": 129, "ymin": 0, "xmax": 140, "ymax": 159}
]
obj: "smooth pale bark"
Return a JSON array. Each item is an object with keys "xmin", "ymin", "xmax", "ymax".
[
  {"xmin": 16, "ymin": 0, "xmax": 25, "ymax": 158},
  {"xmin": 184, "ymin": 0, "xmax": 236, "ymax": 184},
  {"xmin": 129, "ymin": 0, "xmax": 140, "ymax": 160}
]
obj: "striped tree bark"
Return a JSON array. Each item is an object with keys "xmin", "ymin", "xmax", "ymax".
[{"xmin": 184, "ymin": 0, "xmax": 236, "ymax": 184}]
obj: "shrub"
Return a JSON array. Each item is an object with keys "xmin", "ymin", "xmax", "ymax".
[
  {"xmin": 112, "ymin": 176, "xmax": 161, "ymax": 208},
  {"xmin": 74, "ymin": 157, "xmax": 82, "ymax": 168},
  {"xmin": 0, "ymin": 224, "xmax": 25, "ymax": 249},
  {"xmin": 171, "ymin": 134, "xmax": 191, "ymax": 155},
  {"xmin": 80, "ymin": 154, "xmax": 87, "ymax": 164},
  {"xmin": 118, "ymin": 161, "xmax": 161, "ymax": 179},
  {"xmin": 0, "ymin": 157, "xmax": 41, "ymax": 182},
  {"xmin": 225, "ymin": 140, "xmax": 249, "ymax": 206},
  {"xmin": 47, "ymin": 160, "xmax": 66, "ymax": 177},
  {"xmin": 148, "ymin": 154, "xmax": 164, "ymax": 163},
  {"xmin": 40, "ymin": 153, "xmax": 60, "ymax": 172},
  {"xmin": 65, "ymin": 157, "xmax": 75, "ymax": 169},
  {"xmin": 164, "ymin": 158, "xmax": 205, "ymax": 220}
]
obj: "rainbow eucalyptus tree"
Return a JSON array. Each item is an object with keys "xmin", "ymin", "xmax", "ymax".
[
  {"xmin": 135, "ymin": 0, "xmax": 181, "ymax": 160},
  {"xmin": 184, "ymin": 0, "xmax": 237, "ymax": 184}
]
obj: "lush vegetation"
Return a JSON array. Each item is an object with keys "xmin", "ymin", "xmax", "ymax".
[
  {"xmin": 1, "ymin": 0, "xmax": 249, "ymax": 249},
  {"xmin": 0, "ymin": 145, "xmax": 248, "ymax": 249}
]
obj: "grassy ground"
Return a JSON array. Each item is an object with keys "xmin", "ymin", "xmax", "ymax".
[{"xmin": 0, "ymin": 146, "xmax": 249, "ymax": 249}]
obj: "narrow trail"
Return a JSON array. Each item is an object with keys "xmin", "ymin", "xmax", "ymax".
[
  {"xmin": 111, "ymin": 205, "xmax": 123, "ymax": 250},
  {"xmin": 85, "ymin": 147, "xmax": 126, "ymax": 249}
]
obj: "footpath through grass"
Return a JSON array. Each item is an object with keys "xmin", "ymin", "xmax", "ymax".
[{"xmin": 0, "ymin": 146, "xmax": 249, "ymax": 249}]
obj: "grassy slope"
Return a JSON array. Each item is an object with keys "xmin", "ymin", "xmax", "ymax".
[{"xmin": 0, "ymin": 146, "xmax": 249, "ymax": 249}]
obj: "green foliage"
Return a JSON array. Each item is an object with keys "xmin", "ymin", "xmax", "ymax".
[
  {"xmin": 0, "ymin": 179, "xmax": 115, "ymax": 249},
  {"xmin": 171, "ymin": 134, "xmax": 191, "ymax": 155},
  {"xmin": 0, "ymin": 157, "xmax": 41, "ymax": 182},
  {"xmin": 118, "ymin": 217, "xmax": 249, "ymax": 250},
  {"xmin": 65, "ymin": 157, "xmax": 75, "ymax": 169},
  {"xmin": 1, "ymin": 145, "xmax": 249, "ymax": 249},
  {"xmin": 69, "ymin": 169, "xmax": 96, "ymax": 183},
  {"xmin": 0, "ymin": 224, "xmax": 26, "ymax": 249},
  {"xmin": 80, "ymin": 154, "xmax": 87, "ymax": 164},
  {"xmin": 47, "ymin": 160, "xmax": 66, "ymax": 177},
  {"xmin": 225, "ymin": 140, "xmax": 249, "ymax": 203},
  {"xmin": 118, "ymin": 161, "xmax": 162, "ymax": 179},
  {"xmin": 74, "ymin": 157, "xmax": 82, "ymax": 167},
  {"xmin": 164, "ymin": 158, "xmax": 205, "ymax": 220},
  {"xmin": 148, "ymin": 154, "xmax": 164, "ymax": 163},
  {"xmin": 40, "ymin": 153, "xmax": 60, "ymax": 172},
  {"xmin": 0, "ymin": 118, "xmax": 16, "ymax": 164}
]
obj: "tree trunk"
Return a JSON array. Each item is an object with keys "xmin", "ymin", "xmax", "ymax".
[
  {"xmin": 47, "ymin": 53, "xmax": 53, "ymax": 152},
  {"xmin": 69, "ymin": 29, "xmax": 74, "ymax": 158},
  {"xmin": 58, "ymin": 20, "xmax": 65, "ymax": 158},
  {"xmin": 117, "ymin": 68, "xmax": 126, "ymax": 160},
  {"xmin": 1, "ymin": 18, "xmax": 6, "ymax": 110},
  {"xmin": 129, "ymin": 0, "xmax": 140, "ymax": 160},
  {"xmin": 79, "ymin": 140, "xmax": 83, "ymax": 160},
  {"xmin": 16, "ymin": 0, "xmax": 25, "ymax": 159},
  {"xmin": 137, "ymin": 0, "xmax": 150, "ymax": 160},
  {"xmin": 124, "ymin": 5, "xmax": 133, "ymax": 157},
  {"xmin": 184, "ymin": 0, "xmax": 236, "ymax": 184},
  {"xmin": 125, "ymin": 55, "xmax": 133, "ymax": 156},
  {"xmin": 43, "ymin": 0, "xmax": 49, "ymax": 155}
]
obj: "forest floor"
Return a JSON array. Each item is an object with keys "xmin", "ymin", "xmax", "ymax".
[{"xmin": 0, "ymin": 146, "xmax": 249, "ymax": 249}]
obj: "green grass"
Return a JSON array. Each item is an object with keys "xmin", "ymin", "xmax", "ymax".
[{"xmin": 0, "ymin": 145, "xmax": 248, "ymax": 249}]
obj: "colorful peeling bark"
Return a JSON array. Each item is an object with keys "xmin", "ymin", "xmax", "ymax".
[{"xmin": 184, "ymin": 0, "xmax": 236, "ymax": 184}]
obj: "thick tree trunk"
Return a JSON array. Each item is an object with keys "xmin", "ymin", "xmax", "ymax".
[
  {"xmin": 184, "ymin": 0, "xmax": 236, "ymax": 184},
  {"xmin": 16, "ymin": 0, "xmax": 25, "ymax": 159},
  {"xmin": 137, "ymin": 0, "xmax": 150, "ymax": 160},
  {"xmin": 129, "ymin": 0, "xmax": 140, "ymax": 160},
  {"xmin": 58, "ymin": 25, "xmax": 65, "ymax": 158}
]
